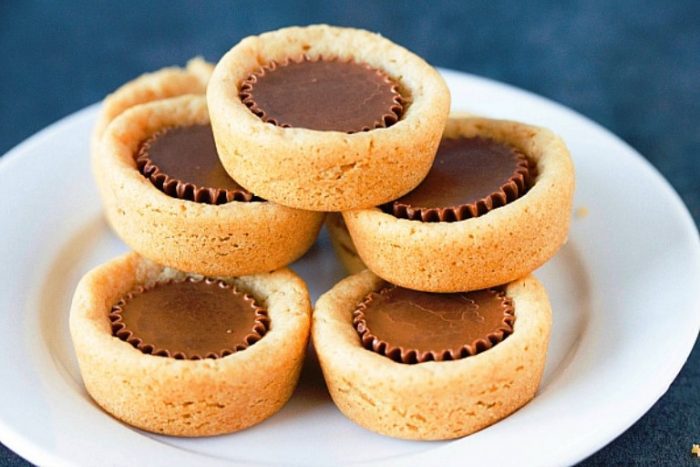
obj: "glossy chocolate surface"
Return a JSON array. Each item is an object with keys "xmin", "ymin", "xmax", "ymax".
[
  {"xmin": 137, "ymin": 124, "xmax": 253, "ymax": 204},
  {"xmin": 240, "ymin": 58, "xmax": 403, "ymax": 133},
  {"xmin": 389, "ymin": 137, "xmax": 531, "ymax": 222},
  {"xmin": 354, "ymin": 286, "xmax": 514, "ymax": 363},
  {"xmin": 110, "ymin": 278, "xmax": 268, "ymax": 359}
]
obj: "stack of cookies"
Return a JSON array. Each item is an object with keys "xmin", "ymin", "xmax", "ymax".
[{"xmin": 71, "ymin": 24, "xmax": 574, "ymax": 441}]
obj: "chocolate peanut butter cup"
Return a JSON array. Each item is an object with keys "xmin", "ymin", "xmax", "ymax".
[
  {"xmin": 343, "ymin": 116, "xmax": 574, "ymax": 292},
  {"xmin": 110, "ymin": 277, "xmax": 269, "ymax": 360},
  {"xmin": 353, "ymin": 285, "xmax": 514, "ymax": 364},
  {"xmin": 136, "ymin": 124, "xmax": 254, "ymax": 205},
  {"xmin": 313, "ymin": 269, "xmax": 552, "ymax": 440},
  {"xmin": 97, "ymin": 95, "xmax": 324, "ymax": 277},
  {"xmin": 239, "ymin": 56, "xmax": 403, "ymax": 133},
  {"xmin": 208, "ymin": 25, "xmax": 450, "ymax": 211},
  {"xmin": 387, "ymin": 137, "xmax": 532, "ymax": 222},
  {"xmin": 72, "ymin": 253, "xmax": 313, "ymax": 436}
]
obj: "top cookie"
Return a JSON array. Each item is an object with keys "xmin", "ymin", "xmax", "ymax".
[{"xmin": 207, "ymin": 24, "xmax": 450, "ymax": 211}]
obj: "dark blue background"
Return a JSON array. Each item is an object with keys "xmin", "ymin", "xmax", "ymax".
[{"xmin": 1, "ymin": 1, "xmax": 698, "ymax": 465}]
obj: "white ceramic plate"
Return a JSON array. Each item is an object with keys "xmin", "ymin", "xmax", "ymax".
[{"xmin": 0, "ymin": 69, "xmax": 698, "ymax": 467}]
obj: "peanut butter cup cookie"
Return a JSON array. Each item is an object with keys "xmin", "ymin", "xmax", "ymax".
[
  {"xmin": 344, "ymin": 116, "xmax": 575, "ymax": 292},
  {"xmin": 207, "ymin": 24, "xmax": 450, "ymax": 211},
  {"xmin": 312, "ymin": 270, "xmax": 551, "ymax": 440},
  {"xmin": 95, "ymin": 94, "xmax": 324, "ymax": 276},
  {"xmin": 70, "ymin": 252, "xmax": 311, "ymax": 436}
]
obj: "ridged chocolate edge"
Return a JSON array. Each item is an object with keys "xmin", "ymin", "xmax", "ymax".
[
  {"xmin": 109, "ymin": 277, "xmax": 269, "ymax": 360},
  {"xmin": 239, "ymin": 55, "xmax": 404, "ymax": 133},
  {"xmin": 136, "ymin": 128, "xmax": 255, "ymax": 205},
  {"xmin": 352, "ymin": 286, "xmax": 515, "ymax": 364},
  {"xmin": 388, "ymin": 137, "xmax": 534, "ymax": 222}
]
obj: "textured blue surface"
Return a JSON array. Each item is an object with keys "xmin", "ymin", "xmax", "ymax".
[{"xmin": 1, "ymin": 1, "xmax": 698, "ymax": 465}]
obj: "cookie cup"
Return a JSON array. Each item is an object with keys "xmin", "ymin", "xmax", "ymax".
[
  {"xmin": 95, "ymin": 94, "xmax": 324, "ymax": 276},
  {"xmin": 91, "ymin": 57, "xmax": 214, "ymax": 155},
  {"xmin": 70, "ymin": 252, "xmax": 311, "ymax": 436},
  {"xmin": 207, "ymin": 24, "xmax": 450, "ymax": 211},
  {"xmin": 344, "ymin": 117, "xmax": 575, "ymax": 292},
  {"xmin": 312, "ymin": 270, "xmax": 551, "ymax": 440}
]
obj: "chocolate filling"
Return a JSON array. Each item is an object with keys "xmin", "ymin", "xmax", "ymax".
[
  {"xmin": 387, "ymin": 137, "xmax": 532, "ymax": 222},
  {"xmin": 136, "ymin": 124, "xmax": 255, "ymax": 204},
  {"xmin": 109, "ymin": 278, "xmax": 269, "ymax": 359},
  {"xmin": 353, "ymin": 286, "xmax": 514, "ymax": 364},
  {"xmin": 240, "ymin": 57, "xmax": 403, "ymax": 133}
]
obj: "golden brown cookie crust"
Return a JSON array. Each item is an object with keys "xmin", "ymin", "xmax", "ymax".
[
  {"xmin": 312, "ymin": 270, "xmax": 551, "ymax": 440},
  {"xmin": 70, "ymin": 252, "xmax": 311, "ymax": 436},
  {"xmin": 94, "ymin": 94, "xmax": 324, "ymax": 276},
  {"xmin": 91, "ymin": 58, "xmax": 214, "ymax": 155},
  {"xmin": 207, "ymin": 24, "xmax": 450, "ymax": 211},
  {"xmin": 343, "ymin": 116, "xmax": 575, "ymax": 292}
]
